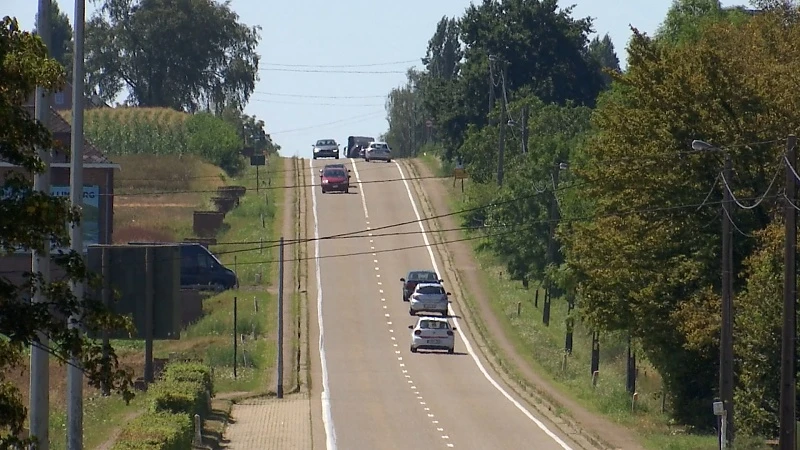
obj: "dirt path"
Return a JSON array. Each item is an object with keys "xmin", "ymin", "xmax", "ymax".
[
  {"xmin": 279, "ymin": 157, "xmax": 300, "ymax": 393},
  {"xmin": 406, "ymin": 158, "xmax": 644, "ymax": 450}
]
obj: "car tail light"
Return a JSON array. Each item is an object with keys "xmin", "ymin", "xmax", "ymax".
[
  {"xmin": 446, "ymin": 330, "xmax": 453, "ymax": 336},
  {"xmin": 414, "ymin": 330, "xmax": 421, "ymax": 336}
]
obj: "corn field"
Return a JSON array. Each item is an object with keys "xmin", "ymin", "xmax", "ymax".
[{"xmin": 61, "ymin": 107, "xmax": 244, "ymax": 174}]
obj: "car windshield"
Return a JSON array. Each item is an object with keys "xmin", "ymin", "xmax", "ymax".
[
  {"xmin": 324, "ymin": 169, "xmax": 346, "ymax": 178},
  {"xmin": 317, "ymin": 140, "xmax": 335, "ymax": 146},
  {"xmin": 419, "ymin": 320, "xmax": 449, "ymax": 330},
  {"xmin": 409, "ymin": 271, "xmax": 438, "ymax": 281},
  {"xmin": 418, "ymin": 285, "xmax": 445, "ymax": 295}
]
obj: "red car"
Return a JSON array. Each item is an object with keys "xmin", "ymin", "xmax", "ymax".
[{"xmin": 320, "ymin": 167, "xmax": 349, "ymax": 193}]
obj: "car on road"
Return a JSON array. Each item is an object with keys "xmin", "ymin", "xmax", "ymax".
[
  {"xmin": 400, "ymin": 270, "xmax": 442, "ymax": 301},
  {"xmin": 408, "ymin": 282, "xmax": 450, "ymax": 316},
  {"xmin": 320, "ymin": 166, "xmax": 350, "ymax": 193},
  {"xmin": 409, "ymin": 316, "xmax": 456, "ymax": 354},
  {"xmin": 364, "ymin": 141, "xmax": 392, "ymax": 162},
  {"xmin": 313, "ymin": 139, "xmax": 340, "ymax": 160},
  {"xmin": 319, "ymin": 163, "xmax": 350, "ymax": 176}
]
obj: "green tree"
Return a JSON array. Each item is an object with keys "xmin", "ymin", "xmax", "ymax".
[
  {"xmin": 562, "ymin": 11, "xmax": 799, "ymax": 429},
  {"xmin": 86, "ymin": 0, "xmax": 261, "ymax": 111},
  {"xmin": 0, "ymin": 16, "xmax": 132, "ymax": 446},
  {"xmin": 654, "ymin": 0, "xmax": 751, "ymax": 46},
  {"xmin": 384, "ymin": 70, "xmax": 427, "ymax": 157},
  {"xmin": 34, "ymin": 0, "xmax": 73, "ymax": 79},
  {"xmin": 587, "ymin": 33, "xmax": 620, "ymax": 86}
]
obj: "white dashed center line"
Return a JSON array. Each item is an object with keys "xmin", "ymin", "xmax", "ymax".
[{"xmin": 350, "ymin": 159, "xmax": 454, "ymax": 448}]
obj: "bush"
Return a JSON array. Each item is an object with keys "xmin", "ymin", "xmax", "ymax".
[
  {"xmin": 162, "ymin": 361, "xmax": 214, "ymax": 397},
  {"xmin": 111, "ymin": 411, "xmax": 192, "ymax": 450},
  {"xmin": 149, "ymin": 379, "xmax": 208, "ymax": 419}
]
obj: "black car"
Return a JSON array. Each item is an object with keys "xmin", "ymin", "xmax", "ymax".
[
  {"xmin": 400, "ymin": 270, "xmax": 443, "ymax": 301},
  {"xmin": 129, "ymin": 242, "xmax": 237, "ymax": 291}
]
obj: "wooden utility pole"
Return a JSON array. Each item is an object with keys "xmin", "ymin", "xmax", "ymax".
[
  {"xmin": 779, "ymin": 135, "xmax": 797, "ymax": 450},
  {"xmin": 720, "ymin": 153, "xmax": 735, "ymax": 447},
  {"xmin": 497, "ymin": 62, "xmax": 508, "ymax": 187}
]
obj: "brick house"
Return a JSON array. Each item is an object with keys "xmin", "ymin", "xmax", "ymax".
[{"xmin": 1, "ymin": 89, "xmax": 119, "ymax": 281}]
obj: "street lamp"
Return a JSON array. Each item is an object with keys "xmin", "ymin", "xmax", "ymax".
[{"xmin": 690, "ymin": 139, "xmax": 734, "ymax": 449}]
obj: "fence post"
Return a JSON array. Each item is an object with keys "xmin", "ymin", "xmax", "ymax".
[{"xmin": 233, "ymin": 296, "xmax": 238, "ymax": 379}]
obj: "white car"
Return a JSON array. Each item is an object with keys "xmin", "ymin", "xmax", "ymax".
[
  {"xmin": 364, "ymin": 141, "xmax": 392, "ymax": 162},
  {"xmin": 408, "ymin": 282, "xmax": 450, "ymax": 316},
  {"xmin": 409, "ymin": 316, "xmax": 456, "ymax": 354}
]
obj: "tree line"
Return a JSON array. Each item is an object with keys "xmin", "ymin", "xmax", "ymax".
[
  {"xmin": 383, "ymin": 0, "xmax": 797, "ymax": 439},
  {"xmin": 39, "ymin": 0, "xmax": 278, "ymax": 172}
]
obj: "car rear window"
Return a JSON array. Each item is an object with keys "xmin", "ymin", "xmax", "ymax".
[
  {"xmin": 409, "ymin": 271, "xmax": 438, "ymax": 281},
  {"xmin": 420, "ymin": 320, "xmax": 449, "ymax": 330},
  {"xmin": 317, "ymin": 140, "xmax": 335, "ymax": 146},
  {"xmin": 324, "ymin": 169, "xmax": 346, "ymax": 177},
  {"xmin": 417, "ymin": 286, "xmax": 445, "ymax": 295}
]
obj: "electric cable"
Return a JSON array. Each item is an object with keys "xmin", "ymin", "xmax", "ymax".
[{"xmin": 263, "ymin": 59, "xmax": 417, "ymax": 68}]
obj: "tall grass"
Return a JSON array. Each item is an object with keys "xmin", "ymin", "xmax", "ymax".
[{"xmin": 61, "ymin": 108, "xmax": 245, "ymax": 175}]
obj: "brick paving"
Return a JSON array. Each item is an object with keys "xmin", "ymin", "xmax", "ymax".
[{"xmin": 224, "ymin": 393, "xmax": 312, "ymax": 450}]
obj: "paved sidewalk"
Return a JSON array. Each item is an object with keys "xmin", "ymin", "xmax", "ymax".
[{"xmin": 224, "ymin": 393, "xmax": 312, "ymax": 449}]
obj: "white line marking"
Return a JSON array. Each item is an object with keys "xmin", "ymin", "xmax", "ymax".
[
  {"xmin": 310, "ymin": 161, "xmax": 338, "ymax": 450},
  {"xmin": 393, "ymin": 161, "xmax": 574, "ymax": 449},
  {"xmin": 424, "ymin": 407, "xmax": 430, "ymax": 411},
  {"xmin": 442, "ymin": 436, "xmax": 449, "ymax": 439},
  {"xmin": 379, "ymin": 290, "xmax": 384, "ymax": 294},
  {"xmin": 374, "ymin": 259, "xmax": 379, "ymax": 263},
  {"xmin": 447, "ymin": 444, "xmax": 454, "ymax": 448},
  {"xmin": 437, "ymin": 427, "xmax": 443, "ymax": 431},
  {"xmin": 376, "ymin": 274, "xmax": 381, "ymax": 278},
  {"xmin": 399, "ymin": 363, "xmax": 404, "ymax": 367},
  {"xmin": 385, "ymin": 314, "xmax": 390, "ymax": 317},
  {"xmin": 350, "ymin": 158, "xmax": 369, "ymax": 219},
  {"xmin": 432, "ymin": 420, "xmax": 438, "ymax": 424},
  {"xmin": 370, "ymin": 239, "xmax": 374, "ymax": 243},
  {"xmin": 387, "ymin": 321, "xmax": 392, "ymax": 325},
  {"xmin": 377, "ymin": 282, "xmax": 382, "ymax": 285},
  {"xmin": 389, "ymin": 329, "xmax": 394, "ymax": 333},
  {"xmin": 374, "ymin": 267, "xmax": 379, "ymax": 271},
  {"xmin": 427, "ymin": 414, "xmax": 434, "ymax": 418}
]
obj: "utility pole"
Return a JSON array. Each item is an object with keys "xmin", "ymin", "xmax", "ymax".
[
  {"xmin": 779, "ymin": 134, "xmax": 797, "ymax": 450},
  {"xmin": 30, "ymin": 1, "xmax": 52, "ymax": 448},
  {"xmin": 497, "ymin": 62, "xmax": 508, "ymax": 187},
  {"xmin": 521, "ymin": 105, "xmax": 529, "ymax": 155},
  {"xmin": 720, "ymin": 153, "xmax": 735, "ymax": 447},
  {"xmin": 276, "ymin": 237, "xmax": 284, "ymax": 399},
  {"xmin": 543, "ymin": 163, "xmax": 561, "ymax": 326},
  {"xmin": 66, "ymin": 0, "xmax": 87, "ymax": 448},
  {"xmin": 488, "ymin": 55, "xmax": 496, "ymax": 126}
]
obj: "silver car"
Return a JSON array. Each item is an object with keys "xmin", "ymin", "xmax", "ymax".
[
  {"xmin": 408, "ymin": 283, "xmax": 450, "ymax": 316},
  {"xmin": 313, "ymin": 139, "xmax": 340, "ymax": 160},
  {"xmin": 364, "ymin": 141, "xmax": 392, "ymax": 162},
  {"xmin": 409, "ymin": 316, "xmax": 456, "ymax": 354}
]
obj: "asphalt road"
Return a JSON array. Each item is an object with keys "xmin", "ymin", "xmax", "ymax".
[{"xmin": 306, "ymin": 158, "xmax": 583, "ymax": 450}]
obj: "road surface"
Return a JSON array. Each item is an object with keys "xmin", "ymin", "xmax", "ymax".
[{"xmin": 305, "ymin": 158, "xmax": 585, "ymax": 450}]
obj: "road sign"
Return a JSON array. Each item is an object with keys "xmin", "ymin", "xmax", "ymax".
[
  {"xmin": 454, "ymin": 168, "xmax": 468, "ymax": 179},
  {"xmin": 250, "ymin": 154, "xmax": 266, "ymax": 166}
]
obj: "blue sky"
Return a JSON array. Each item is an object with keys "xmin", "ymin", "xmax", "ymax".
[{"xmin": 7, "ymin": 0, "xmax": 744, "ymax": 159}]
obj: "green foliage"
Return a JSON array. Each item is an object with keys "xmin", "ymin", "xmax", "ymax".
[
  {"xmin": 161, "ymin": 361, "xmax": 214, "ymax": 397},
  {"xmin": 64, "ymin": 107, "xmax": 247, "ymax": 175},
  {"xmin": 111, "ymin": 411, "xmax": 193, "ymax": 450},
  {"xmin": 86, "ymin": 0, "xmax": 261, "ymax": 111},
  {"xmin": 654, "ymin": 0, "xmax": 752, "ymax": 46},
  {"xmin": 34, "ymin": 0, "xmax": 73, "ymax": 79},
  {"xmin": 149, "ymin": 378, "xmax": 208, "ymax": 419},
  {"xmin": 0, "ymin": 16, "xmax": 133, "ymax": 447}
]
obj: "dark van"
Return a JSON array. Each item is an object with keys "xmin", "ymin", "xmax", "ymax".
[{"xmin": 128, "ymin": 242, "xmax": 238, "ymax": 291}]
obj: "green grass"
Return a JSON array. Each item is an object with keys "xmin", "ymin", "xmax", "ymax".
[
  {"xmin": 43, "ymin": 156, "xmax": 287, "ymax": 449},
  {"xmin": 415, "ymin": 154, "xmax": 741, "ymax": 450}
]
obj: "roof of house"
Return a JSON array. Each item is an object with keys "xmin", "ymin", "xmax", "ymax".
[{"xmin": 13, "ymin": 104, "xmax": 113, "ymax": 165}]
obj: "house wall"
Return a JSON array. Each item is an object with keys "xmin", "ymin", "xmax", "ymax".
[{"xmin": 0, "ymin": 166, "xmax": 115, "ymax": 281}]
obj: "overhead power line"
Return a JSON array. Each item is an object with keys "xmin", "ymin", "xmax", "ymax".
[
  {"xmin": 268, "ymin": 111, "xmax": 384, "ymax": 135},
  {"xmin": 254, "ymin": 91, "xmax": 387, "ymax": 99},
  {"xmin": 263, "ymin": 59, "xmax": 417, "ymax": 68},
  {"xmin": 250, "ymin": 98, "xmax": 384, "ymax": 107},
  {"xmin": 260, "ymin": 68, "xmax": 407, "ymax": 74}
]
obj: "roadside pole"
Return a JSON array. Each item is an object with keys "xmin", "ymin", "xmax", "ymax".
[
  {"xmin": 30, "ymin": 1, "xmax": 53, "ymax": 447},
  {"xmin": 779, "ymin": 135, "xmax": 797, "ymax": 450},
  {"xmin": 277, "ymin": 237, "xmax": 284, "ymax": 398},
  {"xmin": 66, "ymin": 0, "xmax": 87, "ymax": 447}
]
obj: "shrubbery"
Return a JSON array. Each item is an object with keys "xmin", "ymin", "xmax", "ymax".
[{"xmin": 112, "ymin": 361, "xmax": 213, "ymax": 450}]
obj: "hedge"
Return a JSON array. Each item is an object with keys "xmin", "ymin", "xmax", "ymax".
[
  {"xmin": 149, "ymin": 379, "xmax": 208, "ymax": 419},
  {"xmin": 162, "ymin": 361, "xmax": 214, "ymax": 397},
  {"xmin": 111, "ymin": 411, "xmax": 192, "ymax": 450}
]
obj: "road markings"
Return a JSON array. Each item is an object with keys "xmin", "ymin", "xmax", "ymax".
[
  {"xmin": 393, "ymin": 161, "xmax": 572, "ymax": 449},
  {"xmin": 309, "ymin": 161, "xmax": 338, "ymax": 450},
  {"xmin": 353, "ymin": 160, "xmax": 455, "ymax": 449}
]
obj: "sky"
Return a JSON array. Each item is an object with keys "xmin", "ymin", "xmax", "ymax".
[{"xmin": 6, "ymin": 0, "xmax": 745, "ymax": 159}]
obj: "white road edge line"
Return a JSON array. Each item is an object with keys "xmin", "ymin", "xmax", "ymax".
[
  {"xmin": 350, "ymin": 158, "xmax": 370, "ymax": 220},
  {"xmin": 393, "ymin": 161, "xmax": 574, "ymax": 450},
  {"xmin": 310, "ymin": 160, "xmax": 338, "ymax": 450}
]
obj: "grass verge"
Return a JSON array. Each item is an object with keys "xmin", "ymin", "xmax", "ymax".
[
  {"xmin": 16, "ymin": 154, "xmax": 285, "ymax": 449},
  {"xmin": 414, "ymin": 155, "xmax": 764, "ymax": 450}
]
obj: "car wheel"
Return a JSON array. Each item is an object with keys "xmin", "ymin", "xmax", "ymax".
[
  {"xmin": 410, "ymin": 346, "xmax": 417, "ymax": 353},
  {"xmin": 365, "ymin": 158, "xmax": 370, "ymax": 162},
  {"xmin": 387, "ymin": 159, "xmax": 392, "ymax": 163},
  {"xmin": 448, "ymin": 348, "xmax": 454, "ymax": 354},
  {"xmin": 442, "ymin": 310, "xmax": 448, "ymax": 317},
  {"xmin": 409, "ymin": 308, "xmax": 415, "ymax": 316}
]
